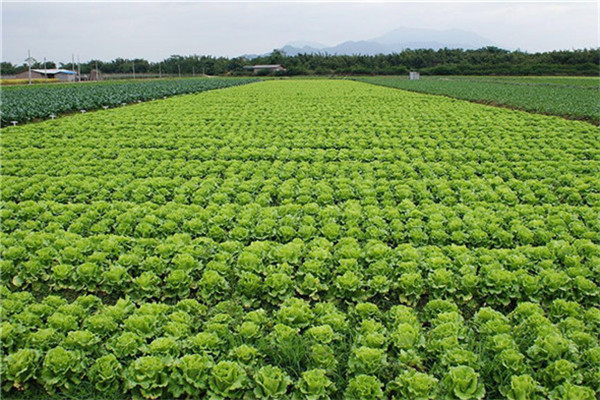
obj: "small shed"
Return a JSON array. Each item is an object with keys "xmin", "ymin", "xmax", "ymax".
[
  {"xmin": 27, "ymin": 69, "xmax": 77, "ymax": 81},
  {"xmin": 243, "ymin": 64, "xmax": 286, "ymax": 74},
  {"xmin": 409, "ymin": 71, "xmax": 420, "ymax": 81}
]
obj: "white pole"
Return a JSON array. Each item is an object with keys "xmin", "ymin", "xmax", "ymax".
[
  {"xmin": 43, "ymin": 57, "xmax": 47, "ymax": 78},
  {"xmin": 132, "ymin": 60, "xmax": 136, "ymax": 79},
  {"xmin": 28, "ymin": 49, "xmax": 32, "ymax": 85},
  {"xmin": 77, "ymin": 54, "xmax": 81, "ymax": 82},
  {"xmin": 158, "ymin": 62, "xmax": 162, "ymax": 78},
  {"xmin": 72, "ymin": 54, "xmax": 75, "ymax": 83},
  {"xmin": 95, "ymin": 60, "xmax": 98, "ymax": 81}
]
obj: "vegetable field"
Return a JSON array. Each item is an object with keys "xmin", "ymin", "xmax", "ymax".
[
  {"xmin": 357, "ymin": 76, "xmax": 600, "ymax": 124},
  {"xmin": 2, "ymin": 80, "xmax": 599, "ymax": 400},
  {"xmin": 0, "ymin": 77, "xmax": 258, "ymax": 126}
]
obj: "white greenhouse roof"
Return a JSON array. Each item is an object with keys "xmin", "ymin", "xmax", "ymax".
[{"xmin": 32, "ymin": 69, "xmax": 76, "ymax": 75}]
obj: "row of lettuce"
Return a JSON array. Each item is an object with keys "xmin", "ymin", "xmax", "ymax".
[
  {"xmin": 2, "ymin": 200, "xmax": 598, "ymax": 249},
  {"xmin": 3, "ymin": 230, "xmax": 599, "ymax": 310},
  {"xmin": 3, "ymin": 289, "xmax": 599, "ymax": 399},
  {"xmin": 2, "ymin": 80, "xmax": 599, "ymax": 398},
  {"xmin": 3, "ymin": 174, "xmax": 600, "ymax": 207},
  {"xmin": 3, "ymin": 158, "xmax": 599, "ymax": 184},
  {"xmin": 0, "ymin": 78, "xmax": 258, "ymax": 126}
]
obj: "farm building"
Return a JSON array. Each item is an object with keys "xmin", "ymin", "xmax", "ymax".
[
  {"xmin": 244, "ymin": 64, "xmax": 286, "ymax": 74},
  {"xmin": 15, "ymin": 69, "xmax": 76, "ymax": 81},
  {"xmin": 88, "ymin": 69, "xmax": 103, "ymax": 81}
]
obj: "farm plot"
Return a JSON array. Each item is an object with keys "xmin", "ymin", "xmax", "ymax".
[
  {"xmin": 1, "ymin": 80, "xmax": 599, "ymax": 400},
  {"xmin": 0, "ymin": 77, "xmax": 258, "ymax": 126},
  {"xmin": 357, "ymin": 75, "xmax": 600, "ymax": 124}
]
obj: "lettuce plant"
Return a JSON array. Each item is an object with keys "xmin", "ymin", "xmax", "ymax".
[
  {"xmin": 89, "ymin": 354, "xmax": 122, "ymax": 393},
  {"xmin": 348, "ymin": 346, "xmax": 387, "ymax": 375},
  {"xmin": 500, "ymin": 374, "xmax": 543, "ymax": 400},
  {"xmin": 41, "ymin": 346, "xmax": 84, "ymax": 394},
  {"xmin": 344, "ymin": 375, "xmax": 384, "ymax": 400},
  {"xmin": 2, "ymin": 348, "xmax": 40, "ymax": 391},
  {"xmin": 208, "ymin": 361, "xmax": 248, "ymax": 399},
  {"xmin": 549, "ymin": 383, "xmax": 596, "ymax": 400},
  {"xmin": 387, "ymin": 369, "xmax": 438, "ymax": 400},
  {"xmin": 168, "ymin": 354, "xmax": 213, "ymax": 398},
  {"xmin": 294, "ymin": 368, "xmax": 333, "ymax": 400},
  {"xmin": 123, "ymin": 356, "xmax": 169, "ymax": 400},
  {"xmin": 440, "ymin": 366, "xmax": 485, "ymax": 400},
  {"xmin": 252, "ymin": 365, "xmax": 292, "ymax": 399}
]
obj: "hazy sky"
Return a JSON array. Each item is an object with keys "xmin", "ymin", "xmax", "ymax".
[{"xmin": 2, "ymin": 1, "xmax": 598, "ymax": 64}]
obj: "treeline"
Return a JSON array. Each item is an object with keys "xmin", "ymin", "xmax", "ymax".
[{"xmin": 2, "ymin": 47, "xmax": 598, "ymax": 76}]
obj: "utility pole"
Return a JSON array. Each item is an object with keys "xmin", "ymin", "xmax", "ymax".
[
  {"xmin": 95, "ymin": 60, "xmax": 99, "ymax": 81},
  {"xmin": 77, "ymin": 54, "xmax": 81, "ymax": 82},
  {"xmin": 192, "ymin": 66, "xmax": 195, "ymax": 77},
  {"xmin": 178, "ymin": 63, "xmax": 181, "ymax": 78},
  {"xmin": 158, "ymin": 62, "xmax": 162, "ymax": 78},
  {"xmin": 43, "ymin": 57, "xmax": 47, "ymax": 78},
  {"xmin": 72, "ymin": 54, "xmax": 76, "ymax": 83},
  {"xmin": 25, "ymin": 49, "xmax": 36, "ymax": 85},
  {"xmin": 132, "ymin": 60, "xmax": 136, "ymax": 79}
]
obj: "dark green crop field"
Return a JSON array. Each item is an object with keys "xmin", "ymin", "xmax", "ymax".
[
  {"xmin": 357, "ymin": 76, "xmax": 600, "ymax": 124},
  {"xmin": 0, "ymin": 78, "xmax": 258, "ymax": 126}
]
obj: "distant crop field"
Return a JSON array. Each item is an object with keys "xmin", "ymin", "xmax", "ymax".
[
  {"xmin": 357, "ymin": 75, "xmax": 600, "ymax": 124},
  {"xmin": 428, "ymin": 75, "xmax": 600, "ymax": 88},
  {"xmin": 0, "ymin": 77, "xmax": 258, "ymax": 126},
  {"xmin": 2, "ymin": 80, "xmax": 599, "ymax": 400}
]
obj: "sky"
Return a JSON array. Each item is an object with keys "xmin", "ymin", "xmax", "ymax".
[{"xmin": 2, "ymin": 1, "xmax": 598, "ymax": 64}]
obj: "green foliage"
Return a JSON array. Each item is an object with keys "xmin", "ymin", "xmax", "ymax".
[
  {"xmin": 41, "ymin": 347, "xmax": 84, "ymax": 393},
  {"xmin": 387, "ymin": 369, "xmax": 438, "ymax": 400},
  {"xmin": 89, "ymin": 354, "xmax": 122, "ymax": 393},
  {"xmin": 344, "ymin": 375, "xmax": 384, "ymax": 400},
  {"xmin": 252, "ymin": 365, "xmax": 292, "ymax": 399},
  {"xmin": 294, "ymin": 369, "xmax": 333, "ymax": 400},
  {"xmin": 1, "ymin": 78, "xmax": 258, "ymax": 125},
  {"xmin": 123, "ymin": 356, "xmax": 169, "ymax": 400},
  {"xmin": 441, "ymin": 366, "xmax": 485, "ymax": 400},
  {"xmin": 168, "ymin": 354, "xmax": 213, "ymax": 398},
  {"xmin": 208, "ymin": 361, "xmax": 248, "ymax": 399},
  {"xmin": 1, "ymin": 80, "xmax": 599, "ymax": 400},
  {"xmin": 2, "ymin": 349, "xmax": 40, "ymax": 391},
  {"xmin": 358, "ymin": 76, "xmax": 600, "ymax": 124}
]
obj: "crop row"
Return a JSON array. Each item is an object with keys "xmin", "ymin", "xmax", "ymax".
[
  {"xmin": 3, "ymin": 228, "xmax": 599, "ymax": 308},
  {"xmin": 3, "ymin": 174, "xmax": 599, "ymax": 207},
  {"xmin": 3, "ymin": 158, "xmax": 600, "ymax": 184},
  {"xmin": 0, "ymin": 78, "xmax": 258, "ymax": 125},
  {"xmin": 2, "ymin": 200, "xmax": 599, "ymax": 245},
  {"xmin": 3, "ymin": 127, "xmax": 598, "ymax": 162},
  {"xmin": 3, "ymin": 289, "xmax": 599, "ymax": 399}
]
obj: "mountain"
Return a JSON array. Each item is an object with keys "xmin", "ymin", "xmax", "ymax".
[
  {"xmin": 372, "ymin": 27, "xmax": 493, "ymax": 48},
  {"xmin": 286, "ymin": 41, "xmax": 328, "ymax": 49},
  {"xmin": 271, "ymin": 27, "xmax": 496, "ymax": 57}
]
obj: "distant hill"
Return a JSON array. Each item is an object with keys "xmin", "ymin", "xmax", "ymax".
[
  {"xmin": 372, "ymin": 27, "xmax": 493, "ymax": 48},
  {"xmin": 245, "ymin": 27, "xmax": 497, "ymax": 58}
]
